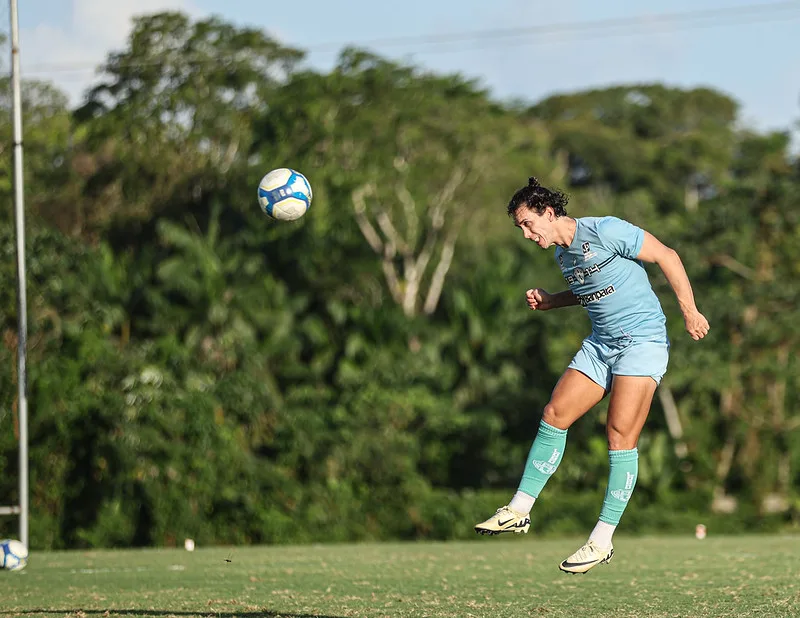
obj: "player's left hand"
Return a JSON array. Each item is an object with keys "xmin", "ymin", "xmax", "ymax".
[{"xmin": 683, "ymin": 309, "xmax": 710, "ymax": 340}]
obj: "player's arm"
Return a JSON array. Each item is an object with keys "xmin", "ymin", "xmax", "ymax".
[
  {"xmin": 636, "ymin": 231, "xmax": 710, "ymax": 340},
  {"xmin": 526, "ymin": 288, "xmax": 580, "ymax": 311}
]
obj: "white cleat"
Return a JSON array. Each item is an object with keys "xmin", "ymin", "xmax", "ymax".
[
  {"xmin": 474, "ymin": 506, "xmax": 531, "ymax": 536},
  {"xmin": 559, "ymin": 540, "xmax": 614, "ymax": 574}
]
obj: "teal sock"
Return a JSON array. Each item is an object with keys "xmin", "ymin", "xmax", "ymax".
[
  {"xmin": 517, "ymin": 420, "xmax": 567, "ymax": 499},
  {"xmin": 599, "ymin": 448, "xmax": 639, "ymax": 525}
]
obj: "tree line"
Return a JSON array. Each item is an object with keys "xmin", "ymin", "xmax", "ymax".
[{"xmin": 0, "ymin": 12, "xmax": 798, "ymax": 548}]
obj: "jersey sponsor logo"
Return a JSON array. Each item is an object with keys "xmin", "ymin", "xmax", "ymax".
[
  {"xmin": 577, "ymin": 285, "xmax": 616, "ymax": 306},
  {"xmin": 563, "ymin": 255, "xmax": 617, "ymax": 284},
  {"xmin": 582, "ymin": 241, "xmax": 597, "ymax": 261},
  {"xmin": 566, "ymin": 263, "xmax": 601, "ymax": 285}
]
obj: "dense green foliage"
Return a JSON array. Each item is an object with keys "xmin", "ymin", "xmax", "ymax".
[{"xmin": 0, "ymin": 13, "xmax": 798, "ymax": 548}]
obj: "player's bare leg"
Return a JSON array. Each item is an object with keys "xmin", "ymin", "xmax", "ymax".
[
  {"xmin": 560, "ymin": 375, "xmax": 657, "ymax": 573},
  {"xmin": 475, "ymin": 369, "xmax": 605, "ymax": 535},
  {"xmin": 543, "ymin": 368, "xmax": 608, "ymax": 429}
]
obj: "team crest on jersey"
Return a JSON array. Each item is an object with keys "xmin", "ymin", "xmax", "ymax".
[
  {"xmin": 582, "ymin": 241, "xmax": 597, "ymax": 261},
  {"xmin": 574, "ymin": 267, "xmax": 585, "ymax": 284}
]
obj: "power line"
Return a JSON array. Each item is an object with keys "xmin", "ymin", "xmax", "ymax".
[
  {"xmin": 21, "ymin": 1, "xmax": 800, "ymax": 77},
  {"xmin": 306, "ymin": 0, "xmax": 800, "ymax": 52},
  {"xmin": 400, "ymin": 4, "xmax": 800, "ymax": 56}
]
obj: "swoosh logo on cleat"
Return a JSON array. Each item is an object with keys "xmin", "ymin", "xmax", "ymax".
[
  {"xmin": 560, "ymin": 559, "xmax": 601, "ymax": 568},
  {"xmin": 497, "ymin": 518, "xmax": 513, "ymax": 526}
]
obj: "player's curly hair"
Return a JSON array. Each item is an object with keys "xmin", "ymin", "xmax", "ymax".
[{"xmin": 507, "ymin": 177, "xmax": 569, "ymax": 218}]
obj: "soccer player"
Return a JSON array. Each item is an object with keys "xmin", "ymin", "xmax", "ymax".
[{"xmin": 474, "ymin": 177, "xmax": 709, "ymax": 574}]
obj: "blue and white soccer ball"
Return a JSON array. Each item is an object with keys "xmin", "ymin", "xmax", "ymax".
[
  {"xmin": 257, "ymin": 168, "xmax": 313, "ymax": 221},
  {"xmin": 1, "ymin": 539, "xmax": 28, "ymax": 571}
]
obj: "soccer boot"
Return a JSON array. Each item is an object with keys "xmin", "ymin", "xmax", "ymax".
[
  {"xmin": 559, "ymin": 540, "xmax": 614, "ymax": 574},
  {"xmin": 474, "ymin": 506, "xmax": 531, "ymax": 535}
]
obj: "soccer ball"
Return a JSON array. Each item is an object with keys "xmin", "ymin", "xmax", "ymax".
[
  {"xmin": 1, "ymin": 539, "xmax": 27, "ymax": 571},
  {"xmin": 257, "ymin": 168, "xmax": 312, "ymax": 221}
]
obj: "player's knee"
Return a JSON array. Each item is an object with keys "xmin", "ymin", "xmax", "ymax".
[
  {"xmin": 542, "ymin": 403, "xmax": 571, "ymax": 430},
  {"xmin": 606, "ymin": 424, "xmax": 637, "ymax": 450}
]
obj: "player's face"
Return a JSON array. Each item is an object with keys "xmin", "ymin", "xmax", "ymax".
[{"xmin": 514, "ymin": 205, "xmax": 552, "ymax": 248}]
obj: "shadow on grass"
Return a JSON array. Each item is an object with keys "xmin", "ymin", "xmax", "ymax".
[{"xmin": 1, "ymin": 612, "xmax": 343, "ymax": 618}]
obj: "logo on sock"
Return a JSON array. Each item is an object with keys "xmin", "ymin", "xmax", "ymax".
[
  {"xmin": 532, "ymin": 448, "xmax": 561, "ymax": 475},
  {"xmin": 610, "ymin": 473, "xmax": 636, "ymax": 502}
]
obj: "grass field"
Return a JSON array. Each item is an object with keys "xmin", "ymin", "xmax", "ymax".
[{"xmin": 2, "ymin": 534, "xmax": 799, "ymax": 618}]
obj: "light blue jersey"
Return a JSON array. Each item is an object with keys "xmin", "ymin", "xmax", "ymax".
[{"xmin": 555, "ymin": 216, "xmax": 667, "ymax": 345}]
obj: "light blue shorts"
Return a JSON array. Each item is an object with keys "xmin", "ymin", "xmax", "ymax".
[{"xmin": 568, "ymin": 335, "xmax": 670, "ymax": 391}]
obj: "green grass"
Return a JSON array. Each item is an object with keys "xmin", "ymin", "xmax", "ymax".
[{"xmin": 3, "ymin": 534, "xmax": 800, "ymax": 617}]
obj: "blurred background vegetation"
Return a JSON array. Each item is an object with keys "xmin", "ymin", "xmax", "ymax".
[{"xmin": 0, "ymin": 12, "xmax": 798, "ymax": 549}]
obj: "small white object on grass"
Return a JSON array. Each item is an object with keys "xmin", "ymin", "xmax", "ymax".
[
  {"xmin": 184, "ymin": 538, "xmax": 195, "ymax": 551},
  {"xmin": 695, "ymin": 524, "xmax": 707, "ymax": 540}
]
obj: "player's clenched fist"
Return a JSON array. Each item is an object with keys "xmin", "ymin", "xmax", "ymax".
[
  {"xmin": 683, "ymin": 308, "xmax": 710, "ymax": 341},
  {"xmin": 526, "ymin": 288, "xmax": 554, "ymax": 311}
]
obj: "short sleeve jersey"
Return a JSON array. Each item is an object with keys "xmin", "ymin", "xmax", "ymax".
[{"xmin": 554, "ymin": 216, "xmax": 667, "ymax": 344}]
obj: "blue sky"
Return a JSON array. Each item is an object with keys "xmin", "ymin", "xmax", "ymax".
[{"xmin": 11, "ymin": 0, "xmax": 800, "ymax": 136}]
